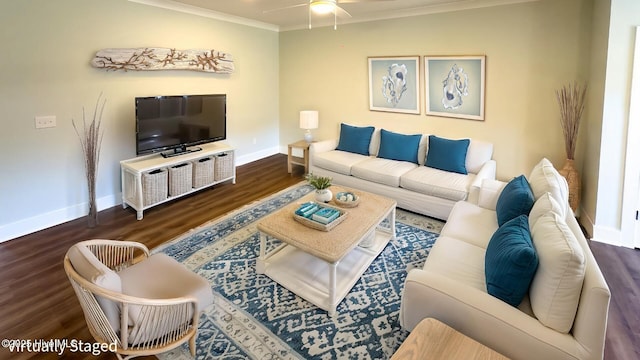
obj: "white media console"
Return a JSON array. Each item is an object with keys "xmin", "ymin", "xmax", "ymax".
[{"xmin": 120, "ymin": 142, "xmax": 236, "ymax": 220}]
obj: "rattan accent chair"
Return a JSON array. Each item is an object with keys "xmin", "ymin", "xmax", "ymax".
[{"xmin": 64, "ymin": 239, "xmax": 213, "ymax": 360}]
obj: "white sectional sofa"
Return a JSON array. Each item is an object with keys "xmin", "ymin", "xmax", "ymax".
[
  {"xmin": 399, "ymin": 158, "xmax": 611, "ymax": 360},
  {"xmin": 309, "ymin": 124, "xmax": 496, "ymax": 220}
]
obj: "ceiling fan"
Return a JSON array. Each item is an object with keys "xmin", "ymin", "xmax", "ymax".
[{"xmin": 265, "ymin": 0, "xmax": 393, "ymax": 30}]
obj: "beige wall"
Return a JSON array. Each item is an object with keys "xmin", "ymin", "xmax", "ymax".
[
  {"xmin": 280, "ymin": 0, "xmax": 593, "ymax": 181},
  {"xmin": 0, "ymin": 0, "xmax": 279, "ymax": 240}
]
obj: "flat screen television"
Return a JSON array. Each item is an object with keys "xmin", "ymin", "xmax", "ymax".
[{"xmin": 135, "ymin": 94, "xmax": 226, "ymax": 157}]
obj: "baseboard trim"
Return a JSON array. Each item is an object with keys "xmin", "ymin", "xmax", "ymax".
[
  {"xmin": 0, "ymin": 147, "xmax": 281, "ymax": 244},
  {"xmin": 0, "ymin": 194, "xmax": 120, "ymax": 244}
]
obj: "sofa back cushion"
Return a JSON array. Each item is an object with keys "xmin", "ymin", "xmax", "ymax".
[
  {"xmin": 336, "ymin": 123, "xmax": 375, "ymax": 156},
  {"xmin": 425, "ymin": 135, "xmax": 470, "ymax": 174},
  {"xmin": 67, "ymin": 243, "xmax": 122, "ymax": 332},
  {"xmin": 530, "ymin": 212, "xmax": 586, "ymax": 333},
  {"xmin": 528, "ymin": 158, "xmax": 569, "ymax": 216},
  {"xmin": 485, "ymin": 215, "xmax": 538, "ymax": 307},
  {"xmin": 377, "ymin": 129, "xmax": 422, "ymax": 163},
  {"xmin": 528, "ymin": 192, "xmax": 563, "ymax": 230},
  {"xmin": 496, "ymin": 175, "xmax": 535, "ymax": 226},
  {"xmin": 465, "ymin": 139, "xmax": 494, "ymax": 174}
]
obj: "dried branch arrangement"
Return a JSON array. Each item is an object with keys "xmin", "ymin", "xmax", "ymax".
[
  {"xmin": 73, "ymin": 94, "xmax": 106, "ymax": 228},
  {"xmin": 91, "ymin": 47, "xmax": 234, "ymax": 73},
  {"xmin": 555, "ymin": 82, "xmax": 587, "ymax": 160}
]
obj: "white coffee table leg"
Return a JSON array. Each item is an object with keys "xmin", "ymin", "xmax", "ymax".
[
  {"xmin": 256, "ymin": 232, "xmax": 267, "ymax": 274},
  {"xmin": 328, "ymin": 261, "xmax": 338, "ymax": 316},
  {"xmin": 389, "ymin": 207, "xmax": 396, "ymax": 239}
]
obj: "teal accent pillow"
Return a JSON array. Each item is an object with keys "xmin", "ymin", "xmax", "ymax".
[
  {"xmin": 377, "ymin": 129, "xmax": 422, "ymax": 164},
  {"xmin": 335, "ymin": 123, "xmax": 375, "ymax": 156},
  {"xmin": 485, "ymin": 215, "xmax": 539, "ymax": 307},
  {"xmin": 425, "ymin": 135, "xmax": 470, "ymax": 174},
  {"xmin": 496, "ymin": 175, "xmax": 535, "ymax": 226}
]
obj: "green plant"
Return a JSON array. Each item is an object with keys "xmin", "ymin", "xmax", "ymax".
[{"xmin": 305, "ymin": 173, "xmax": 332, "ymax": 190}]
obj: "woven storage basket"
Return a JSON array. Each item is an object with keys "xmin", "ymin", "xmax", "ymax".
[
  {"xmin": 192, "ymin": 157, "xmax": 215, "ymax": 188},
  {"xmin": 169, "ymin": 162, "xmax": 193, "ymax": 197},
  {"xmin": 214, "ymin": 152, "xmax": 234, "ymax": 181},
  {"xmin": 142, "ymin": 169, "xmax": 168, "ymax": 206}
]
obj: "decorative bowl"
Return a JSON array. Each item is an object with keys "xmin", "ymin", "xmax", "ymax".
[{"xmin": 334, "ymin": 191, "xmax": 360, "ymax": 207}]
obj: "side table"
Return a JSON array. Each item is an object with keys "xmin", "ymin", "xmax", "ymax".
[
  {"xmin": 391, "ymin": 318, "xmax": 509, "ymax": 360},
  {"xmin": 287, "ymin": 140, "xmax": 311, "ymax": 174}
]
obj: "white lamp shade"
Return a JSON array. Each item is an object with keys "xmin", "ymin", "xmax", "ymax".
[{"xmin": 299, "ymin": 110, "xmax": 319, "ymax": 130}]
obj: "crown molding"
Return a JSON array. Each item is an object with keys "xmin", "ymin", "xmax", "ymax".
[{"xmin": 128, "ymin": 0, "xmax": 280, "ymax": 32}]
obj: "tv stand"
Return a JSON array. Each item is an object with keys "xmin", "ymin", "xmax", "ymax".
[
  {"xmin": 121, "ymin": 142, "xmax": 235, "ymax": 220},
  {"xmin": 161, "ymin": 146, "xmax": 202, "ymax": 158}
]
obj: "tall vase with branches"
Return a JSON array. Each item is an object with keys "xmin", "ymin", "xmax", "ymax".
[
  {"xmin": 73, "ymin": 94, "xmax": 106, "ymax": 228},
  {"xmin": 555, "ymin": 82, "xmax": 587, "ymax": 214}
]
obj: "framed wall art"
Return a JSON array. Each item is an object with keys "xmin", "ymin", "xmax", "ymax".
[
  {"xmin": 368, "ymin": 56, "xmax": 420, "ymax": 114},
  {"xmin": 424, "ymin": 55, "xmax": 485, "ymax": 120}
]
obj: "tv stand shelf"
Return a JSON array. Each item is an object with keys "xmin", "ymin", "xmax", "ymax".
[{"xmin": 120, "ymin": 142, "xmax": 235, "ymax": 220}]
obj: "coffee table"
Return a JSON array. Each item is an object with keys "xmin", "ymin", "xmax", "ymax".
[{"xmin": 256, "ymin": 186, "xmax": 396, "ymax": 315}]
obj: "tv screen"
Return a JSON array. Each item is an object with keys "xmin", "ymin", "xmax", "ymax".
[{"xmin": 135, "ymin": 94, "xmax": 226, "ymax": 156}]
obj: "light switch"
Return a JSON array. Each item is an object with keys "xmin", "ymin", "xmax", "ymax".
[{"xmin": 35, "ymin": 116, "xmax": 56, "ymax": 129}]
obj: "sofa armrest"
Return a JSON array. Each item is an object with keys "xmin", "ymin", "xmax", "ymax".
[
  {"xmin": 309, "ymin": 139, "xmax": 338, "ymax": 168},
  {"xmin": 400, "ymin": 269, "xmax": 583, "ymax": 360},
  {"xmin": 467, "ymin": 160, "xmax": 496, "ymax": 204}
]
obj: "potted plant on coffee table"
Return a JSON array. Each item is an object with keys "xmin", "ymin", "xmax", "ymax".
[{"xmin": 305, "ymin": 173, "xmax": 333, "ymax": 203}]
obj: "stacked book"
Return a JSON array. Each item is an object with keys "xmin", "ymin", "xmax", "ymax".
[{"xmin": 295, "ymin": 202, "xmax": 341, "ymax": 225}]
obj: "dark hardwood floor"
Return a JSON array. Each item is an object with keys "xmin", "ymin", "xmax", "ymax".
[{"xmin": 0, "ymin": 154, "xmax": 638, "ymax": 360}]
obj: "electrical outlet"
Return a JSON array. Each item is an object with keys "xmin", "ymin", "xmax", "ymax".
[
  {"xmin": 253, "ymin": 138, "xmax": 257, "ymax": 145},
  {"xmin": 35, "ymin": 116, "xmax": 56, "ymax": 129}
]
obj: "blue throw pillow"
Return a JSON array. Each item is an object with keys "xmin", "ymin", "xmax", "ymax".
[
  {"xmin": 425, "ymin": 135, "xmax": 470, "ymax": 174},
  {"xmin": 496, "ymin": 175, "xmax": 535, "ymax": 226},
  {"xmin": 485, "ymin": 215, "xmax": 539, "ymax": 307},
  {"xmin": 377, "ymin": 129, "xmax": 422, "ymax": 164},
  {"xmin": 335, "ymin": 123, "xmax": 375, "ymax": 156}
]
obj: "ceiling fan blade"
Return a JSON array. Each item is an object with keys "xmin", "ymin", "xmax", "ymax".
[
  {"xmin": 263, "ymin": 3, "xmax": 307, "ymax": 14},
  {"xmin": 338, "ymin": 0, "xmax": 394, "ymax": 3},
  {"xmin": 335, "ymin": 5, "xmax": 352, "ymax": 18}
]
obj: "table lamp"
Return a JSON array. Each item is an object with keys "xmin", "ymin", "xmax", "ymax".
[{"xmin": 299, "ymin": 110, "xmax": 319, "ymax": 143}]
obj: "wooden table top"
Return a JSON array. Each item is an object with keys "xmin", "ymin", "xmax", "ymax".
[
  {"xmin": 257, "ymin": 185, "xmax": 396, "ymax": 263},
  {"xmin": 391, "ymin": 318, "xmax": 509, "ymax": 360}
]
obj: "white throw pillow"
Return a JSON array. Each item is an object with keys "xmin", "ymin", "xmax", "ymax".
[
  {"xmin": 528, "ymin": 158, "xmax": 569, "ymax": 216},
  {"xmin": 528, "ymin": 192, "xmax": 564, "ymax": 230},
  {"xmin": 529, "ymin": 212, "xmax": 585, "ymax": 333}
]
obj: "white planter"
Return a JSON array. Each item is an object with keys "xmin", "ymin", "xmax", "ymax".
[{"xmin": 315, "ymin": 189, "xmax": 332, "ymax": 203}]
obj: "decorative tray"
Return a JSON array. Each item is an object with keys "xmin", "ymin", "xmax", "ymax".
[
  {"xmin": 293, "ymin": 202, "xmax": 347, "ymax": 231},
  {"xmin": 334, "ymin": 191, "xmax": 360, "ymax": 208}
]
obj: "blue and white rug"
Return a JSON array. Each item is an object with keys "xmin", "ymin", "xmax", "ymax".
[{"xmin": 155, "ymin": 183, "xmax": 443, "ymax": 360}]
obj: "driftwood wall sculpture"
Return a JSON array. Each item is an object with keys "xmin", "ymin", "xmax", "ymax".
[{"xmin": 91, "ymin": 48, "xmax": 234, "ymax": 73}]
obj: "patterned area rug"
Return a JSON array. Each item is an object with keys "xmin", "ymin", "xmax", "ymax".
[{"xmin": 155, "ymin": 183, "xmax": 443, "ymax": 359}]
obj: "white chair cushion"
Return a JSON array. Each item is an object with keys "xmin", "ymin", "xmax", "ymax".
[
  {"xmin": 118, "ymin": 253, "xmax": 214, "ymax": 345},
  {"xmin": 351, "ymin": 157, "xmax": 417, "ymax": 187},
  {"xmin": 67, "ymin": 244, "xmax": 122, "ymax": 332},
  {"xmin": 313, "ymin": 150, "xmax": 369, "ymax": 176},
  {"xmin": 528, "ymin": 192, "xmax": 564, "ymax": 230},
  {"xmin": 529, "ymin": 212, "xmax": 586, "ymax": 333},
  {"xmin": 400, "ymin": 166, "xmax": 474, "ymax": 201},
  {"xmin": 528, "ymin": 158, "xmax": 569, "ymax": 216}
]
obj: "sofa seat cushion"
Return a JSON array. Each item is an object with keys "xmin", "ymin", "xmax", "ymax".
[
  {"xmin": 440, "ymin": 200, "xmax": 498, "ymax": 249},
  {"xmin": 422, "ymin": 235, "xmax": 487, "ymax": 292},
  {"xmin": 313, "ymin": 150, "xmax": 370, "ymax": 176},
  {"xmin": 351, "ymin": 157, "xmax": 418, "ymax": 187},
  {"xmin": 400, "ymin": 166, "xmax": 474, "ymax": 202}
]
